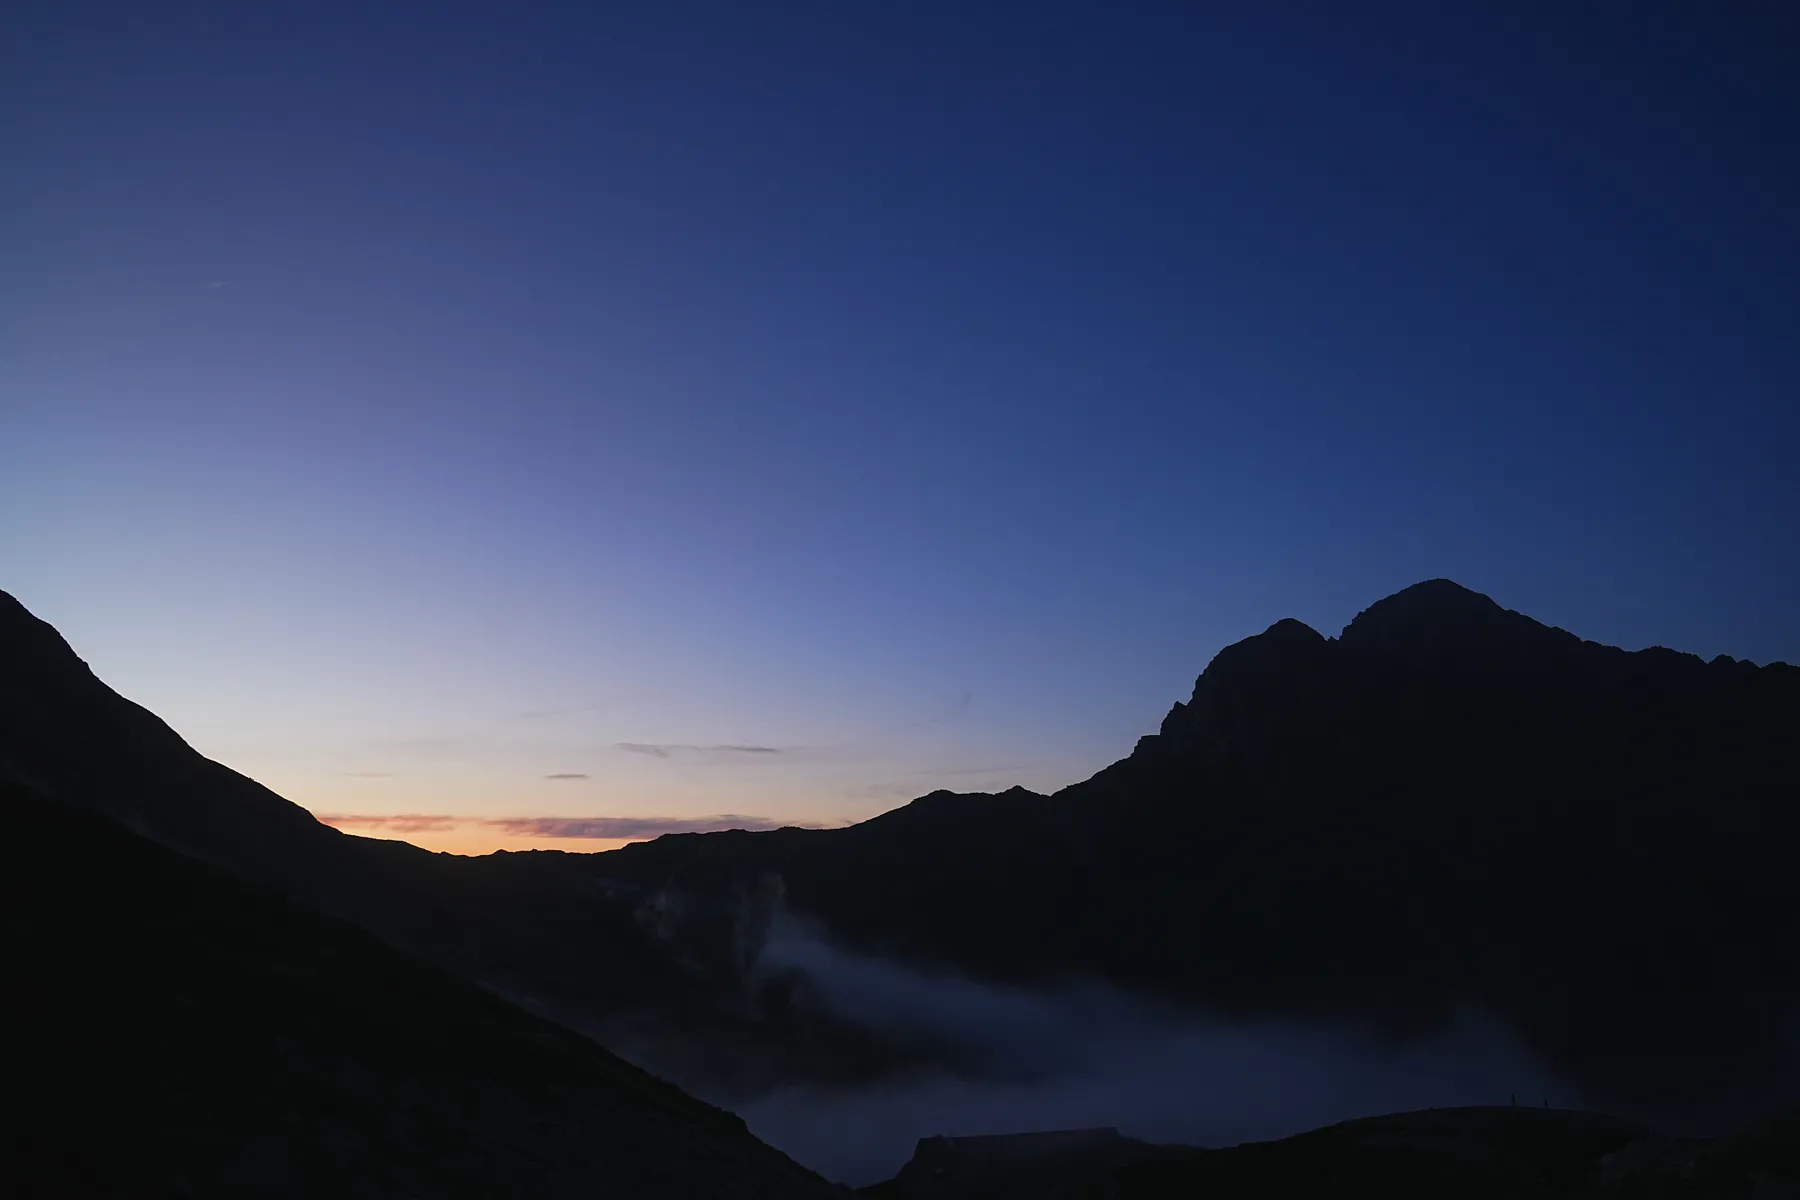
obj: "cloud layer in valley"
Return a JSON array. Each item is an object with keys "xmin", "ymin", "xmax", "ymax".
[{"xmin": 715, "ymin": 917, "xmax": 1579, "ymax": 1187}]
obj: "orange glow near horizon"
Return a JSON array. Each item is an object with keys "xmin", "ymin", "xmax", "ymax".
[{"xmin": 312, "ymin": 814, "xmax": 640, "ymax": 857}]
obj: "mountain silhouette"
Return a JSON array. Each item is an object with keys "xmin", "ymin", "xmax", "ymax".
[
  {"xmin": 5, "ymin": 579, "xmax": 1799, "ymax": 1168},
  {"xmin": 591, "ymin": 579, "xmax": 1800, "ymax": 1124}
]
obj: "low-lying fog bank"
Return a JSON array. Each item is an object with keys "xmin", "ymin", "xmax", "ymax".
[{"xmin": 711, "ymin": 917, "xmax": 1580, "ymax": 1186}]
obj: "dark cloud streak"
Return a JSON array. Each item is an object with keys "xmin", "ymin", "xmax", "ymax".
[
  {"xmin": 315, "ymin": 811, "xmax": 813, "ymax": 840},
  {"xmin": 509, "ymin": 702, "xmax": 622, "ymax": 720},
  {"xmin": 900, "ymin": 690, "xmax": 974, "ymax": 730},
  {"xmin": 314, "ymin": 813, "xmax": 457, "ymax": 833},
  {"xmin": 614, "ymin": 742, "xmax": 785, "ymax": 759},
  {"xmin": 486, "ymin": 814, "xmax": 797, "ymax": 838}
]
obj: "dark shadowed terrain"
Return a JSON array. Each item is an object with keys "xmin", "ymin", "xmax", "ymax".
[
  {"xmin": 4, "ymin": 581, "xmax": 1799, "ymax": 1192},
  {"xmin": 0, "ymin": 781, "xmax": 834, "ymax": 1198},
  {"xmin": 862, "ymin": 1105, "xmax": 1800, "ymax": 1200}
]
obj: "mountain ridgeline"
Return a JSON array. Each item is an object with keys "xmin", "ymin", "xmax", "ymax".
[
  {"xmin": 591, "ymin": 580, "xmax": 1800, "ymax": 1121},
  {"xmin": 3, "ymin": 579, "xmax": 1799, "ymax": 1184}
]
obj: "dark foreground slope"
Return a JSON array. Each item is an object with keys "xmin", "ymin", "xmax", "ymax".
[
  {"xmin": 863, "ymin": 1106, "xmax": 1800, "ymax": 1200},
  {"xmin": 0, "ymin": 780, "xmax": 833, "ymax": 1199},
  {"xmin": 593, "ymin": 581, "xmax": 1800, "ymax": 1122}
]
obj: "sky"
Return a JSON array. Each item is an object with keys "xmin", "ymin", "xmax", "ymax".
[{"xmin": 5, "ymin": 1, "xmax": 1797, "ymax": 854}]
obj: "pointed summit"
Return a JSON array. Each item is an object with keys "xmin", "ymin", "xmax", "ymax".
[
  {"xmin": 1261, "ymin": 616, "xmax": 1328, "ymax": 644},
  {"xmin": 1180, "ymin": 616, "xmax": 1325, "ymax": 686},
  {"xmin": 1189, "ymin": 616, "xmax": 1328, "ymax": 691},
  {"xmin": 1339, "ymin": 579, "xmax": 1575, "ymax": 665},
  {"xmin": 1153, "ymin": 616, "xmax": 1332, "ymax": 746},
  {"xmin": 1345, "ymin": 579, "xmax": 1500, "ymax": 626}
]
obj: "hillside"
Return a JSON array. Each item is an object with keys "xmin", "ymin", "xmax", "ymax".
[{"xmin": 0, "ymin": 779, "xmax": 833, "ymax": 1197}]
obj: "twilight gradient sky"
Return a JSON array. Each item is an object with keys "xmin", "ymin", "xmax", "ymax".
[{"xmin": 5, "ymin": 2, "xmax": 1797, "ymax": 853}]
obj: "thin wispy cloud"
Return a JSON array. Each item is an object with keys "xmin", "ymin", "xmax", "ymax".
[
  {"xmin": 313, "ymin": 811, "xmax": 821, "ymax": 840},
  {"xmin": 543, "ymin": 772, "xmax": 590, "ymax": 780},
  {"xmin": 510, "ymin": 702, "xmax": 623, "ymax": 720},
  {"xmin": 361, "ymin": 735, "xmax": 484, "ymax": 758},
  {"xmin": 487, "ymin": 814, "xmax": 798, "ymax": 839},
  {"xmin": 901, "ymin": 690, "xmax": 975, "ymax": 729},
  {"xmin": 315, "ymin": 813, "xmax": 457, "ymax": 833},
  {"xmin": 614, "ymin": 742, "xmax": 786, "ymax": 759}
]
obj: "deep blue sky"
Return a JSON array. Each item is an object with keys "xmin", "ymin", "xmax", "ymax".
[{"xmin": 5, "ymin": 1, "xmax": 1797, "ymax": 849}]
